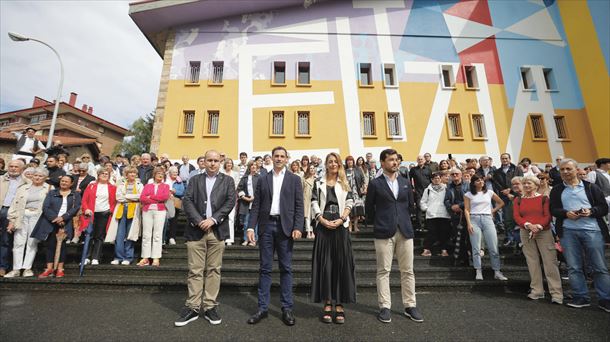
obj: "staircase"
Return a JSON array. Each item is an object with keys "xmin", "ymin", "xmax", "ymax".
[{"xmin": 2, "ymin": 215, "xmax": 606, "ymax": 293}]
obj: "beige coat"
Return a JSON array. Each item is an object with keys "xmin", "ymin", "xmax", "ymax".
[
  {"xmin": 302, "ymin": 176, "xmax": 315, "ymax": 231},
  {"xmin": 105, "ymin": 180, "xmax": 143, "ymax": 243},
  {"xmin": 7, "ymin": 182, "xmax": 51, "ymax": 229},
  {"xmin": 0, "ymin": 173, "xmax": 28, "ymax": 206},
  {"xmin": 311, "ymin": 178, "xmax": 354, "ymax": 228}
]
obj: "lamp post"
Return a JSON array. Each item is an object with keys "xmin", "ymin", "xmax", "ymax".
[{"xmin": 8, "ymin": 31, "xmax": 64, "ymax": 150}]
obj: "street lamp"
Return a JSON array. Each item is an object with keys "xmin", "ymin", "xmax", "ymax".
[{"xmin": 8, "ymin": 31, "xmax": 64, "ymax": 150}]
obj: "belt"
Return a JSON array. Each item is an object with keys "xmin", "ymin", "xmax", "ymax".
[
  {"xmin": 470, "ymin": 213, "xmax": 491, "ymax": 216},
  {"xmin": 269, "ymin": 215, "xmax": 281, "ymax": 221}
]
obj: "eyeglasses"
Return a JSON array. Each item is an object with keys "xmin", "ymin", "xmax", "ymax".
[{"xmin": 450, "ymin": 173, "xmax": 460, "ymax": 175}]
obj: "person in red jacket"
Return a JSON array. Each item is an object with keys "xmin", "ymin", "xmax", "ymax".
[
  {"xmin": 81, "ymin": 170, "xmax": 117, "ymax": 265},
  {"xmin": 138, "ymin": 167, "xmax": 170, "ymax": 267},
  {"xmin": 513, "ymin": 175, "xmax": 563, "ymax": 304}
]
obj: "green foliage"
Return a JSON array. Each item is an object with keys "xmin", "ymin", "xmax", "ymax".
[{"xmin": 112, "ymin": 111, "xmax": 155, "ymax": 157}]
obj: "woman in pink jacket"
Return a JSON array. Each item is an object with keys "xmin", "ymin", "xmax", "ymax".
[{"xmin": 138, "ymin": 167, "xmax": 170, "ymax": 266}]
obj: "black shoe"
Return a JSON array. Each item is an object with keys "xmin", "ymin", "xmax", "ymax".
[
  {"xmin": 247, "ymin": 310, "xmax": 268, "ymax": 324},
  {"xmin": 597, "ymin": 299, "xmax": 610, "ymax": 313},
  {"xmin": 377, "ymin": 308, "xmax": 391, "ymax": 323},
  {"xmin": 404, "ymin": 307, "xmax": 424, "ymax": 323},
  {"xmin": 204, "ymin": 307, "xmax": 222, "ymax": 325},
  {"xmin": 566, "ymin": 297, "xmax": 591, "ymax": 308},
  {"xmin": 282, "ymin": 309, "xmax": 296, "ymax": 326},
  {"xmin": 174, "ymin": 307, "xmax": 199, "ymax": 327}
]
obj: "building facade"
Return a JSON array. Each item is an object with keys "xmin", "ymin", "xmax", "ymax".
[
  {"xmin": 0, "ymin": 92, "xmax": 128, "ymax": 158},
  {"xmin": 130, "ymin": 0, "xmax": 609, "ymax": 163}
]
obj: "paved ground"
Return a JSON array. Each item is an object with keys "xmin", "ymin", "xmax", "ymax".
[{"xmin": 1, "ymin": 289, "xmax": 608, "ymax": 341}]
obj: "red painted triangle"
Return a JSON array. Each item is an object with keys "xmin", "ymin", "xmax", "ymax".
[{"xmin": 445, "ymin": 0, "xmax": 493, "ymax": 26}]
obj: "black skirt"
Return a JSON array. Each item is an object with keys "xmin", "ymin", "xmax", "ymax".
[{"xmin": 310, "ymin": 222, "xmax": 357, "ymax": 303}]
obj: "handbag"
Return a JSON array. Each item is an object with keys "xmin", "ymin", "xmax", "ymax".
[{"xmin": 173, "ymin": 197, "xmax": 182, "ymax": 210}]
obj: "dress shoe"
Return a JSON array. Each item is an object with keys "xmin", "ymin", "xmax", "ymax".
[
  {"xmin": 0, "ymin": 268, "xmax": 6, "ymax": 277},
  {"xmin": 282, "ymin": 309, "xmax": 296, "ymax": 326},
  {"xmin": 247, "ymin": 311, "xmax": 268, "ymax": 324}
]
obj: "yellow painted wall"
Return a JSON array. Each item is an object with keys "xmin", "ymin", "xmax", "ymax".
[
  {"xmin": 558, "ymin": 0, "xmax": 609, "ymax": 157},
  {"xmin": 556, "ymin": 108, "xmax": 598, "ymax": 162}
]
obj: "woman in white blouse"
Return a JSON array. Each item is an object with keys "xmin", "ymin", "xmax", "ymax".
[
  {"xmin": 464, "ymin": 174, "xmax": 507, "ymax": 281},
  {"xmin": 222, "ymin": 158, "xmax": 240, "ymax": 246}
]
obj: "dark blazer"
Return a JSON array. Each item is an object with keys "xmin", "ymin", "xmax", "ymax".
[
  {"xmin": 71, "ymin": 174, "xmax": 95, "ymax": 194},
  {"xmin": 237, "ymin": 173, "xmax": 259, "ymax": 216},
  {"xmin": 31, "ymin": 190, "xmax": 81, "ymax": 241},
  {"xmin": 365, "ymin": 174, "xmax": 415, "ymax": 239},
  {"xmin": 444, "ymin": 181, "xmax": 469, "ymax": 224},
  {"xmin": 409, "ymin": 165, "xmax": 431, "ymax": 195},
  {"xmin": 182, "ymin": 172, "xmax": 236, "ymax": 241},
  {"xmin": 249, "ymin": 170, "xmax": 304, "ymax": 237},
  {"xmin": 492, "ymin": 163, "xmax": 523, "ymax": 195},
  {"xmin": 549, "ymin": 180, "xmax": 609, "ymax": 242},
  {"xmin": 549, "ymin": 167, "xmax": 562, "ymax": 186}
]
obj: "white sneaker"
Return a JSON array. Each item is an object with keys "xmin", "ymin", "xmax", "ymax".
[
  {"xmin": 494, "ymin": 271, "xmax": 508, "ymax": 281},
  {"xmin": 475, "ymin": 269, "xmax": 483, "ymax": 280},
  {"xmin": 121, "ymin": 260, "xmax": 131, "ymax": 266},
  {"xmin": 91, "ymin": 259, "xmax": 99, "ymax": 265},
  {"xmin": 71, "ymin": 237, "xmax": 80, "ymax": 244},
  {"xmin": 226, "ymin": 242, "xmax": 233, "ymax": 246},
  {"xmin": 169, "ymin": 238, "xmax": 176, "ymax": 245},
  {"xmin": 3, "ymin": 270, "xmax": 20, "ymax": 278},
  {"xmin": 241, "ymin": 241, "xmax": 248, "ymax": 246},
  {"xmin": 110, "ymin": 260, "xmax": 120, "ymax": 265},
  {"xmin": 22, "ymin": 269, "xmax": 34, "ymax": 277}
]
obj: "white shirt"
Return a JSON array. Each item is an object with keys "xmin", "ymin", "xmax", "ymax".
[
  {"xmin": 58, "ymin": 196, "xmax": 68, "ymax": 216},
  {"xmin": 19, "ymin": 137, "xmax": 36, "ymax": 153},
  {"xmin": 94, "ymin": 184, "xmax": 110, "ymax": 212},
  {"xmin": 264, "ymin": 163, "xmax": 273, "ymax": 172},
  {"xmin": 205, "ymin": 171, "xmax": 218, "ymax": 219},
  {"xmin": 3, "ymin": 176, "xmax": 21, "ymax": 207},
  {"xmin": 383, "ymin": 173, "xmax": 399, "ymax": 199},
  {"xmin": 247, "ymin": 175, "xmax": 254, "ymax": 210},
  {"xmin": 465, "ymin": 190, "xmax": 495, "ymax": 215},
  {"xmin": 270, "ymin": 168, "xmax": 286, "ymax": 215}
]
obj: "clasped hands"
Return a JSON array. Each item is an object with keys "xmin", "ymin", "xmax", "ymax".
[
  {"xmin": 566, "ymin": 208, "xmax": 591, "ymax": 220},
  {"xmin": 197, "ymin": 218, "xmax": 216, "ymax": 232},
  {"xmin": 319, "ymin": 216, "xmax": 344, "ymax": 230}
]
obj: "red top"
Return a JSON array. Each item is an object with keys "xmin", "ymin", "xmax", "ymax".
[
  {"xmin": 513, "ymin": 195, "xmax": 551, "ymax": 230},
  {"xmin": 80, "ymin": 182, "xmax": 117, "ymax": 232},
  {"xmin": 140, "ymin": 182, "xmax": 170, "ymax": 212}
]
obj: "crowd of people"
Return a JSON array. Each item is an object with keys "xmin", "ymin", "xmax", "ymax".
[{"xmin": 1, "ymin": 133, "xmax": 609, "ymax": 325}]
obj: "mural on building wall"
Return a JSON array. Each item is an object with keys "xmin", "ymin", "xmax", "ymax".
[{"xmin": 159, "ymin": 0, "xmax": 601, "ymax": 162}]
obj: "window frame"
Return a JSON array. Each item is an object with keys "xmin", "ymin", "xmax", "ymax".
[
  {"xmin": 469, "ymin": 113, "xmax": 487, "ymax": 140},
  {"xmin": 520, "ymin": 67, "xmax": 535, "ymax": 92},
  {"xmin": 361, "ymin": 111, "xmax": 377, "ymax": 138},
  {"xmin": 296, "ymin": 62, "xmax": 311, "ymax": 87},
  {"xmin": 382, "ymin": 63, "xmax": 398, "ymax": 88},
  {"xmin": 269, "ymin": 110, "xmax": 285, "ymax": 137},
  {"xmin": 528, "ymin": 114, "xmax": 547, "ymax": 141},
  {"xmin": 463, "ymin": 65, "xmax": 479, "ymax": 90},
  {"xmin": 446, "ymin": 113, "xmax": 464, "ymax": 140},
  {"xmin": 272, "ymin": 61, "xmax": 287, "ymax": 86},
  {"xmin": 385, "ymin": 112, "xmax": 402, "ymax": 138},
  {"xmin": 543, "ymin": 68, "xmax": 558, "ymax": 92},
  {"xmin": 358, "ymin": 63, "xmax": 374, "ymax": 88},
  {"xmin": 440, "ymin": 64, "xmax": 456, "ymax": 90},
  {"xmin": 294, "ymin": 110, "xmax": 311, "ymax": 138},
  {"xmin": 185, "ymin": 61, "xmax": 201, "ymax": 86},
  {"xmin": 553, "ymin": 115, "xmax": 570, "ymax": 141},
  {"xmin": 202, "ymin": 110, "xmax": 220, "ymax": 137},
  {"xmin": 208, "ymin": 61, "xmax": 224, "ymax": 86},
  {"xmin": 178, "ymin": 110, "xmax": 196, "ymax": 137}
]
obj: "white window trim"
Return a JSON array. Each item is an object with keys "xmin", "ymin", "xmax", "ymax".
[
  {"xmin": 543, "ymin": 67, "xmax": 559, "ymax": 92},
  {"xmin": 520, "ymin": 66, "xmax": 535, "ymax": 92},
  {"xmin": 382, "ymin": 63, "xmax": 398, "ymax": 88},
  {"xmin": 439, "ymin": 64, "xmax": 456, "ymax": 90}
]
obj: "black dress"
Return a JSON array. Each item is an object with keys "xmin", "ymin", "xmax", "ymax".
[{"xmin": 311, "ymin": 185, "xmax": 356, "ymax": 303}]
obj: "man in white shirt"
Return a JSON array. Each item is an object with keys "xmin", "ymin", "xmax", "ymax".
[
  {"xmin": 237, "ymin": 152, "xmax": 249, "ymax": 178},
  {"xmin": 12, "ymin": 127, "xmax": 44, "ymax": 163},
  {"xmin": 179, "ymin": 155, "xmax": 195, "ymax": 182},
  {"xmin": 0, "ymin": 160, "xmax": 26, "ymax": 276}
]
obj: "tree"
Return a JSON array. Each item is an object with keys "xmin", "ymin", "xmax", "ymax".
[{"xmin": 112, "ymin": 111, "xmax": 155, "ymax": 157}]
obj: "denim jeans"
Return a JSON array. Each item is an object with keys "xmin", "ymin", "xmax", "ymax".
[
  {"xmin": 240, "ymin": 213, "xmax": 257, "ymax": 242},
  {"xmin": 0, "ymin": 207, "xmax": 13, "ymax": 270},
  {"xmin": 561, "ymin": 229, "xmax": 610, "ymax": 301},
  {"xmin": 469, "ymin": 214, "xmax": 501, "ymax": 271},
  {"xmin": 115, "ymin": 216, "xmax": 134, "ymax": 262}
]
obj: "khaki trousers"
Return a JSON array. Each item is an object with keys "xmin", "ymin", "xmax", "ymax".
[
  {"xmin": 375, "ymin": 231, "xmax": 416, "ymax": 309},
  {"xmin": 520, "ymin": 229, "xmax": 563, "ymax": 301},
  {"xmin": 185, "ymin": 232, "xmax": 225, "ymax": 311}
]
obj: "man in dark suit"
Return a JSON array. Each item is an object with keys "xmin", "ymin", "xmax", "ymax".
[
  {"xmin": 174, "ymin": 150, "xmax": 236, "ymax": 327},
  {"xmin": 246, "ymin": 146, "xmax": 304, "ymax": 326},
  {"xmin": 366, "ymin": 148, "xmax": 424, "ymax": 324}
]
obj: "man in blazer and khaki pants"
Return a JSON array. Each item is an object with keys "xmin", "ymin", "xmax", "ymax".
[
  {"xmin": 246, "ymin": 146, "xmax": 304, "ymax": 326},
  {"xmin": 365, "ymin": 148, "xmax": 424, "ymax": 324},
  {"xmin": 175, "ymin": 150, "xmax": 236, "ymax": 327}
]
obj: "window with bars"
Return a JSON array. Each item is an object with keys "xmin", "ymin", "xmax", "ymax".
[
  {"xmin": 383, "ymin": 63, "xmax": 396, "ymax": 87},
  {"xmin": 0, "ymin": 119, "xmax": 10, "ymax": 127},
  {"xmin": 554, "ymin": 115, "xmax": 568, "ymax": 140},
  {"xmin": 387, "ymin": 112, "xmax": 401, "ymax": 137},
  {"xmin": 273, "ymin": 61, "xmax": 286, "ymax": 84},
  {"xmin": 206, "ymin": 111, "xmax": 220, "ymax": 135},
  {"xmin": 470, "ymin": 114, "xmax": 487, "ymax": 139},
  {"xmin": 188, "ymin": 61, "xmax": 201, "ymax": 84},
  {"xmin": 30, "ymin": 114, "xmax": 47, "ymax": 124},
  {"xmin": 529, "ymin": 115, "xmax": 546, "ymax": 140},
  {"xmin": 464, "ymin": 65, "xmax": 479, "ymax": 89},
  {"xmin": 296, "ymin": 111, "xmax": 310, "ymax": 136},
  {"xmin": 521, "ymin": 67, "xmax": 534, "ymax": 90},
  {"xmin": 182, "ymin": 111, "xmax": 195, "ymax": 135},
  {"xmin": 447, "ymin": 113, "xmax": 463, "ymax": 139},
  {"xmin": 271, "ymin": 111, "xmax": 284, "ymax": 136},
  {"xmin": 210, "ymin": 61, "xmax": 224, "ymax": 84},
  {"xmin": 359, "ymin": 63, "xmax": 372, "ymax": 86},
  {"xmin": 362, "ymin": 112, "xmax": 376, "ymax": 137},
  {"xmin": 297, "ymin": 62, "xmax": 310, "ymax": 85},
  {"xmin": 441, "ymin": 65, "xmax": 455, "ymax": 89}
]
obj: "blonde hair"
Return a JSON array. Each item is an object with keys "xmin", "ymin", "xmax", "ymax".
[
  {"xmin": 522, "ymin": 175, "xmax": 540, "ymax": 188},
  {"xmin": 325, "ymin": 152, "xmax": 350, "ymax": 192}
]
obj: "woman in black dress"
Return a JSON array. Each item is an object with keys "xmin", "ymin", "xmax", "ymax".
[{"xmin": 310, "ymin": 152, "xmax": 356, "ymax": 324}]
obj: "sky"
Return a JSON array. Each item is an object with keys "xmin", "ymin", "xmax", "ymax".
[{"xmin": 0, "ymin": 0, "xmax": 163, "ymax": 130}]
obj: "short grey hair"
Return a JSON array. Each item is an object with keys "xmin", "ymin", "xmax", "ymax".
[
  {"xmin": 33, "ymin": 167, "xmax": 49, "ymax": 177},
  {"xmin": 449, "ymin": 167, "xmax": 462, "ymax": 174},
  {"xmin": 559, "ymin": 158, "xmax": 578, "ymax": 168},
  {"xmin": 511, "ymin": 176, "xmax": 524, "ymax": 184},
  {"xmin": 168, "ymin": 166, "xmax": 178, "ymax": 174},
  {"xmin": 23, "ymin": 167, "xmax": 36, "ymax": 175},
  {"xmin": 522, "ymin": 175, "xmax": 540, "ymax": 187},
  {"xmin": 79, "ymin": 163, "xmax": 88, "ymax": 170}
]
